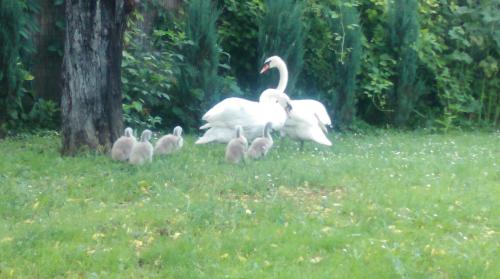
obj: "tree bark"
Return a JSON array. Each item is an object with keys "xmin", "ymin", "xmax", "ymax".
[{"xmin": 61, "ymin": 0, "xmax": 136, "ymax": 155}]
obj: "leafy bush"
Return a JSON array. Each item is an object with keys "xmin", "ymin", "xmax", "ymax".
[
  {"xmin": 300, "ymin": 1, "xmax": 336, "ymax": 98},
  {"xmin": 0, "ymin": 0, "xmax": 45, "ymax": 135},
  {"xmin": 440, "ymin": 1, "xmax": 499, "ymax": 128},
  {"xmin": 0, "ymin": 0, "xmax": 23, "ymax": 134},
  {"xmin": 122, "ymin": 15, "xmax": 181, "ymax": 130},
  {"xmin": 218, "ymin": 0, "xmax": 264, "ymax": 94},
  {"xmin": 121, "ymin": 1, "xmax": 241, "ymax": 132},
  {"xmin": 27, "ymin": 98, "xmax": 60, "ymax": 130},
  {"xmin": 3, "ymin": 0, "xmax": 500, "ymax": 134}
]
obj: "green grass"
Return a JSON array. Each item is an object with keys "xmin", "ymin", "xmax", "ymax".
[{"xmin": 1, "ymin": 131, "xmax": 499, "ymax": 278}]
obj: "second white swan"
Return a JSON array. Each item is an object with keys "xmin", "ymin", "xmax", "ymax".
[
  {"xmin": 259, "ymin": 56, "xmax": 332, "ymax": 147},
  {"xmin": 195, "ymin": 57, "xmax": 291, "ymax": 144}
]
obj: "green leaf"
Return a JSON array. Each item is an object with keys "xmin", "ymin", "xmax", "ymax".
[
  {"xmin": 132, "ymin": 101, "xmax": 143, "ymax": 112},
  {"xmin": 24, "ymin": 73, "xmax": 35, "ymax": 81},
  {"xmin": 329, "ymin": 11, "xmax": 339, "ymax": 19},
  {"xmin": 449, "ymin": 50, "xmax": 473, "ymax": 64}
]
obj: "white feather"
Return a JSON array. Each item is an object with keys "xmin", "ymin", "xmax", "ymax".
[{"xmin": 196, "ymin": 97, "xmax": 287, "ymax": 144}]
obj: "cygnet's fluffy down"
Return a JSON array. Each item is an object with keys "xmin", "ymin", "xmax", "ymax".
[
  {"xmin": 111, "ymin": 127, "xmax": 136, "ymax": 161},
  {"xmin": 129, "ymin": 129, "xmax": 153, "ymax": 165},
  {"xmin": 247, "ymin": 122, "xmax": 273, "ymax": 160},
  {"xmin": 155, "ymin": 126, "xmax": 183, "ymax": 155},
  {"xmin": 225, "ymin": 126, "xmax": 248, "ymax": 164}
]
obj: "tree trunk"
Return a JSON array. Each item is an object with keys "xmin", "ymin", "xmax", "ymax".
[
  {"xmin": 61, "ymin": 0, "xmax": 136, "ymax": 155},
  {"xmin": 33, "ymin": 0, "xmax": 63, "ymax": 103}
]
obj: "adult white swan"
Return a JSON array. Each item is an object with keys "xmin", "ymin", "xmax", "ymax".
[
  {"xmin": 195, "ymin": 97, "xmax": 288, "ymax": 144},
  {"xmin": 195, "ymin": 84, "xmax": 290, "ymax": 144},
  {"xmin": 260, "ymin": 56, "xmax": 332, "ymax": 147}
]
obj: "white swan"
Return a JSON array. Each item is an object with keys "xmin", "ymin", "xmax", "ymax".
[
  {"xmin": 259, "ymin": 56, "xmax": 332, "ymax": 147},
  {"xmin": 196, "ymin": 78, "xmax": 290, "ymax": 144},
  {"xmin": 195, "ymin": 97, "xmax": 288, "ymax": 144},
  {"xmin": 281, "ymin": 103, "xmax": 332, "ymax": 148}
]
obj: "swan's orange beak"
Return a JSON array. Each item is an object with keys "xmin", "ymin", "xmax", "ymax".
[{"xmin": 260, "ymin": 64, "xmax": 270, "ymax": 74}]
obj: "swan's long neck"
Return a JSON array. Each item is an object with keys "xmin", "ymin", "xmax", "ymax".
[
  {"xmin": 141, "ymin": 130, "xmax": 151, "ymax": 142},
  {"xmin": 275, "ymin": 60, "xmax": 288, "ymax": 93},
  {"xmin": 264, "ymin": 123, "xmax": 272, "ymax": 139},
  {"xmin": 125, "ymin": 128, "xmax": 133, "ymax": 137},
  {"xmin": 173, "ymin": 126, "xmax": 182, "ymax": 137}
]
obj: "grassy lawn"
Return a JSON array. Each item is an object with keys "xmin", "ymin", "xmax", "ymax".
[{"xmin": 0, "ymin": 131, "xmax": 499, "ymax": 278}]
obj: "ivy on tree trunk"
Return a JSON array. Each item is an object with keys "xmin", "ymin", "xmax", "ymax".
[{"xmin": 61, "ymin": 0, "xmax": 136, "ymax": 155}]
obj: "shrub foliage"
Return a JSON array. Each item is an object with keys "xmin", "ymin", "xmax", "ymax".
[
  {"xmin": 1, "ymin": 0, "xmax": 499, "ymax": 132},
  {"xmin": 258, "ymin": 0, "xmax": 305, "ymax": 95},
  {"xmin": 329, "ymin": 1, "xmax": 362, "ymax": 129}
]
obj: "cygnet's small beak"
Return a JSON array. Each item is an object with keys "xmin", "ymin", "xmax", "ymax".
[{"xmin": 260, "ymin": 63, "xmax": 270, "ymax": 74}]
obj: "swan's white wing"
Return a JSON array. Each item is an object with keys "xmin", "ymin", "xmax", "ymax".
[
  {"xmin": 283, "ymin": 104, "xmax": 332, "ymax": 146},
  {"xmin": 197, "ymin": 97, "xmax": 287, "ymax": 144},
  {"xmin": 196, "ymin": 124, "xmax": 267, "ymax": 144},
  {"xmin": 203, "ymin": 102, "xmax": 266, "ymax": 130},
  {"xmin": 202, "ymin": 98, "xmax": 255, "ymax": 124},
  {"xmin": 305, "ymin": 126, "xmax": 332, "ymax": 146},
  {"xmin": 201, "ymin": 98, "xmax": 286, "ymax": 130},
  {"xmin": 287, "ymin": 104, "xmax": 320, "ymax": 126},
  {"xmin": 290, "ymin": 99, "xmax": 332, "ymax": 126},
  {"xmin": 195, "ymin": 127, "xmax": 235, "ymax": 144},
  {"xmin": 283, "ymin": 120, "xmax": 332, "ymax": 146}
]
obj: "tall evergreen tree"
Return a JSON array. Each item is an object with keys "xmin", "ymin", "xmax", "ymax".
[
  {"xmin": 258, "ymin": 0, "xmax": 305, "ymax": 95},
  {"xmin": 330, "ymin": 2, "xmax": 362, "ymax": 129},
  {"xmin": 388, "ymin": 0, "xmax": 420, "ymax": 127},
  {"xmin": 0, "ymin": 0, "xmax": 22, "ymax": 136},
  {"xmin": 176, "ymin": 0, "xmax": 221, "ymax": 128},
  {"xmin": 217, "ymin": 0, "xmax": 263, "ymax": 94}
]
